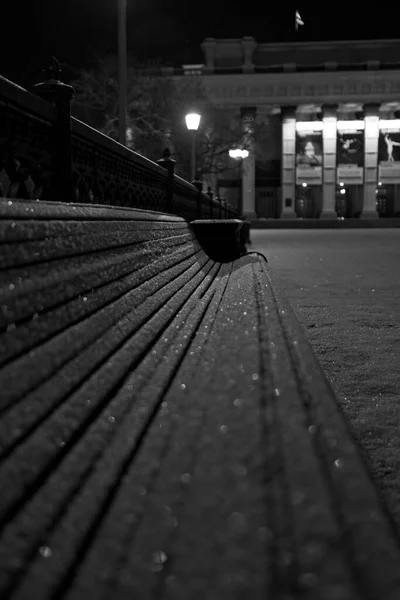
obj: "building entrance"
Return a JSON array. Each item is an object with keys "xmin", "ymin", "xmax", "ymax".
[
  {"xmin": 256, "ymin": 187, "xmax": 280, "ymax": 218},
  {"xmin": 335, "ymin": 185, "xmax": 363, "ymax": 218},
  {"xmin": 295, "ymin": 186, "xmax": 322, "ymax": 218},
  {"xmin": 376, "ymin": 184, "xmax": 400, "ymax": 217}
]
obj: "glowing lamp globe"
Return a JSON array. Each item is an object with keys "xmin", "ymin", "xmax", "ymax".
[
  {"xmin": 229, "ymin": 149, "xmax": 249, "ymax": 159},
  {"xmin": 185, "ymin": 113, "xmax": 201, "ymax": 131}
]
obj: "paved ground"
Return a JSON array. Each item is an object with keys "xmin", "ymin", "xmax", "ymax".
[
  {"xmin": 249, "ymin": 219, "xmax": 400, "ymax": 230},
  {"xmin": 251, "ymin": 229, "xmax": 400, "ymax": 528}
]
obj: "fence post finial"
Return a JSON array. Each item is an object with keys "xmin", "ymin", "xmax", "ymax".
[
  {"xmin": 157, "ymin": 148, "xmax": 176, "ymax": 213},
  {"xmin": 33, "ymin": 58, "xmax": 75, "ymax": 203}
]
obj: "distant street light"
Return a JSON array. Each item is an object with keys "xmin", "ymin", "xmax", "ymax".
[
  {"xmin": 229, "ymin": 149, "xmax": 249, "ymax": 159},
  {"xmin": 117, "ymin": 0, "xmax": 127, "ymax": 145},
  {"xmin": 229, "ymin": 148, "xmax": 249, "ymax": 215},
  {"xmin": 185, "ymin": 112, "xmax": 201, "ymax": 180}
]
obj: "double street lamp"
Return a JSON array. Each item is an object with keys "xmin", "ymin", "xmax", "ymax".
[
  {"xmin": 185, "ymin": 112, "xmax": 201, "ymax": 180},
  {"xmin": 229, "ymin": 149, "xmax": 249, "ymax": 160},
  {"xmin": 229, "ymin": 148, "xmax": 249, "ymax": 215}
]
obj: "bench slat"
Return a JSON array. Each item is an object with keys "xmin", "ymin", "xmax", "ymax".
[
  {"xmin": 0, "ymin": 263, "xmax": 231, "ymax": 599},
  {"xmin": 0, "ymin": 263, "xmax": 233, "ymax": 600},
  {"xmin": 80, "ymin": 258, "xmax": 272, "ymax": 599},
  {"xmin": 0, "ymin": 245, "xmax": 201, "ymax": 366},
  {"xmin": 0, "ymin": 236, "xmax": 197, "ymax": 327},
  {"xmin": 0, "ymin": 225, "xmax": 192, "ymax": 269},
  {"xmin": 0, "ymin": 262, "xmax": 224, "ymax": 522},
  {"xmin": 0, "ymin": 254, "xmax": 213, "ymax": 409},
  {"xmin": 0, "ymin": 199, "xmax": 185, "ymax": 222},
  {"xmin": 0, "ymin": 219, "xmax": 189, "ymax": 244}
]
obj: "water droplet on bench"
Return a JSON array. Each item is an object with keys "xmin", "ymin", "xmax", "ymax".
[
  {"xmin": 39, "ymin": 546, "xmax": 52, "ymax": 558},
  {"xmin": 152, "ymin": 550, "xmax": 168, "ymax": 571}
]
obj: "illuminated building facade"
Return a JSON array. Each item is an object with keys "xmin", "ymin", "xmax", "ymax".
[{"xmin": 180, "ymin": 37, "xmax": 400, "ymax": 219}]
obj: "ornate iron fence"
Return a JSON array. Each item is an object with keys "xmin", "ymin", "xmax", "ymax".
[{"xmin": 0, "ymin": 65, "xmax": 238, "ymax": 220}]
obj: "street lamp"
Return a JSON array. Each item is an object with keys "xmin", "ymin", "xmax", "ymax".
[
  {"xmin": 229, "ymin": 149, "xmax": 249, "ymax": 160},
  {"xmin": 229, "ymin": 148, "xmax": 249, "ymax": 215},
  {"xmin": 185, "ymin": 112, "xmax": 201, "ymax": 180},
  {"xmin": 117, "ymin": 0, "xmax": 127, "ymax": 145}
]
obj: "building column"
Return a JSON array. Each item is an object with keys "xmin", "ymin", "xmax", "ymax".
[
  {"xmin": 280, "ymin": 106, "xmax": 297, "ymax": 218},
  {"xmin": 321, "ymin": 104, "xmax": 338, "ymax": 218},
  {"xmin": 363, "ymin": 103, "xmax": 380, "ymax": 218},
  {"xmin": 201, "ymin": 38, "xmax": 216, "ymax": 74},
  {"xmin": 241, "ymin": 107, "xmax": 257, "ymax": 219},
  {"xmin": 241, "ymin": 37, "xmax": 257, "ymax": 73}
]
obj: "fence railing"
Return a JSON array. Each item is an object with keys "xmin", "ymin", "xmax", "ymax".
[{"xmin": 0, "ymin": 65, "xmax": 238, "ymax": 221}]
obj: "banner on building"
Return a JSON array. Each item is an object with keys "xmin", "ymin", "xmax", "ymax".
[
  {"xmin": 378, "ymin": 127, "xmax": 400, "ymax": 183},
  {"xmin": 295, "ymin": 128, "xmax": 323, "ymax": 185},
  {"xmin": 336, "ymin": 126, "xmax": 364, "ymax": 185}
]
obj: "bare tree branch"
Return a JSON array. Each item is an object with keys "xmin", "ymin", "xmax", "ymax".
[{"xmin": 70, "ymin": 54, "xmax": 270, "ymax": 180}]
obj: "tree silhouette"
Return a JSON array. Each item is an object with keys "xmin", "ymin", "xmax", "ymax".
[{"xmin": 70, "ymin": 54, "xmax": 270, "ymax": 182}]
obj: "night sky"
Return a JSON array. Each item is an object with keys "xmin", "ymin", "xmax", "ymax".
[{"xmin": 2, "ymin": 1, "xmax": 400, "ymax": 87}]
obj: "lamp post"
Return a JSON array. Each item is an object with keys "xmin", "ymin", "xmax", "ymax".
[
  {"xmin": 117, "ymin": 0, "xmax": 127, "ymax": 145},
  {"xmin": 185, "ymin": 112, "xmax": 201, "ymax": 180},
  {"xmin": 229, "ymin": 148, "xmax": 249, "ymax": 216}
]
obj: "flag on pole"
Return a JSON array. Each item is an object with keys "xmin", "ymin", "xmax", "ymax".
[{"xmin": 295, "ymin": 10, "xmax": 304, "ymax": 30}]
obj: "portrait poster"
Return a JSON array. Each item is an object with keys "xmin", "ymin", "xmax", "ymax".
[
  {"xmin": 378, "ymin": 128, "xmax": 400, "ymax": 183},
  {"xmin": 295, "ymin": 129, "xmax": 323, "ymax": 185},
  {"xmin": 336, "ymin": 129, "xmax": 364, "ymax": 185}
]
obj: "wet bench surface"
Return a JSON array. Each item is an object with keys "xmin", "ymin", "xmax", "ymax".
[{"xmin": 1, "ymin": 199, "xmax": 400, "ymax": 600}]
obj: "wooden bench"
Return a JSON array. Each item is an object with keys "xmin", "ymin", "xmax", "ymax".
[{"xmin": 1, "ymin": 198, "xmax": 400, "ymax": 599}]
